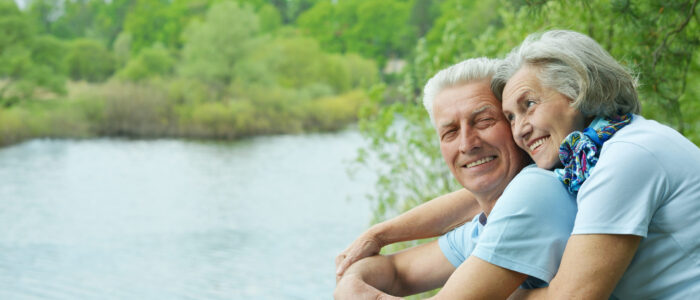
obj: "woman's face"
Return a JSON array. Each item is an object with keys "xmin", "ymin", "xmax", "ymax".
[{"xmin": 501, "ymin": 66, "xmax": 588, "ymax": 170}]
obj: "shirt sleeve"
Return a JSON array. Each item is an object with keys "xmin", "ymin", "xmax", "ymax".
[
  {"xmin": 471, "ymin": 168, "xmax": 577, "ymax": 283},
  {"xmin": 438, "ymin": 216, "xmax": 479, "ymax": 268},
  {"xmin": 572, "ymin": 142, "xmax": 668, "ymax": 237}
]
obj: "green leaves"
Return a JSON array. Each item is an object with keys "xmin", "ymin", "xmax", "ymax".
[
  {"xmin": 65, "ymin": 39, "xmax": 116, "ymax": 82},
  {"xmin": 297, "ymin": 0, "xmax": 418, "ymax": 67},
  {"xmin": 179, "ymin": 1, "xmax": 260, "ymax": 88}
]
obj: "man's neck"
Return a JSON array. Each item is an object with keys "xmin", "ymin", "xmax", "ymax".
[{"xmin": 474, "ymin": 191, "xmax": 502, "ymax": 217}]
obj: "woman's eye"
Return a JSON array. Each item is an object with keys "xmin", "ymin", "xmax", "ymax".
[
  {"xmin": 525, "ymin": 100, "xmax": 536, "ymax": 108},
  {"xmin": 505, "ymin": 113, "xmax": 514, "ymax": 122}
]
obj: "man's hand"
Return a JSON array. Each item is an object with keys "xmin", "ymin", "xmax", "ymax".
[
  {"xmin": 336, "ymin": 189, "xmax": 480, "ymax": 279},
  {"xmin": 334, "ymin": 274, "xmax": 402, "ymax": 300},
  {"xmin": 335, "ymin": 230, "xmax": 383, "ymax": 280}
]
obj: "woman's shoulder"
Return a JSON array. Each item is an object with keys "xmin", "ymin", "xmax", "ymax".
[
  {"xmin": 609, "ymin": 115, "xmax": 686, "ymax": 144},
  {"xmin": 604, "ymin": 114, "xmax": 700, "ymax": 162}
]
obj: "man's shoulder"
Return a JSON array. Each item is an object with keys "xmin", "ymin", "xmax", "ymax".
[
  {"xmin": 507, "ymin": 165, "xmax": 567, "ymax": 194},
  {"xmin": 497, "ymin": 165, "xmax": 575, "ymax": 213}
]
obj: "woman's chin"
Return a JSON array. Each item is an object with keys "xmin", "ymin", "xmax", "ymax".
[{"xmin": 534, "ymin": 158, "xmax": 562, "ymax": 170}]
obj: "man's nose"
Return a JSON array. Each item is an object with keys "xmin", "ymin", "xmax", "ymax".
[{"xmin": 458, "ymin": 127, "xmax": 481, "ymax": 153}]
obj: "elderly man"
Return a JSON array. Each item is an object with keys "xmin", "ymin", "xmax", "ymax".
[{"xmin": 334, "ymin": 58, "xmax": 576, "ymax": 299}]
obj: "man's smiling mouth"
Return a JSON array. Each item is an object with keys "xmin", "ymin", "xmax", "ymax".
[{"xmin": 464, "ymin": 156, "xmax": 496, "ymax": 168}]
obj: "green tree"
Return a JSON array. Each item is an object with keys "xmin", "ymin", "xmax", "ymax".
[
  {"xmin": 65, "ymin": 39, "xmax": 117, "ymax": 82},
  {"xmin": 0, "ymin": 0, "xmax": 66, "ymax": 105},
  {"xmin": 258, "ymin": 3, "xmax": 283, "ymax": 32},
  {"xmin": 26, "ymin": 0, "xmax": 62, "ymax": 33},
  {"xmin": 408, "ymin": 0, "xmax": 442, "ymax": 38},
  {"xmin": 179, "ymin": 1, "xmax": 260, "ymax": 91},
  {"xmin": 117, "ymin": 43, "xmax": 174, "ymax": 81},
  {"xmin": 92, "ymin": 0, "xmax": 134, "ymax": 46},
  {"xmin": 297, "ymin": 0, "xmax": 416, "ymax": 66},
  {"xmin": 122, "ymin": 0, "xmax": 187, "ymax": 52},
  {"xmin": 50, "ymin": 0, "xmax": 101, "ymax": 39}
]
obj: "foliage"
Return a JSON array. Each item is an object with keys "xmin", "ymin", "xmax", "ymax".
[
  {"xmin": 179, "ymin": 1, "xmax": 260, "ymax": 92},
  {"xmin": 65, "ymin": 39, "xmax": 117, "ymax": 82},
  {"xmin": 297, "ymin": 0, "xmax": 416, "ymax": 66},
  {"xmin": 123, "ymin": 0, "xmax": 188, "ymax": 52},
  {"xmin": 0, "ymin": 98, "xmax": 95, "ymax": 145},
  {"xmin": 236, "ymin": 33, "xmax": 378, "ymax": 93},
  {"xmin": 0, "ymin": 0, "xmax": 66, "ymax": 105},
  {"xmin": 117, "ymin": 43, "xmax": 175, "ymax": 81}
]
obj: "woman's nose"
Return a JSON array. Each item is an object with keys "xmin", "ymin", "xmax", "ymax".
[{"xmin": 513, "ymin": 116, "xmax": 532, "ymax": 142}]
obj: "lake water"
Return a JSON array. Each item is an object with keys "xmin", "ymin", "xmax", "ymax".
[{"xmin": 0, "ymin": 131, "xmax": 374, "ymax": 299}]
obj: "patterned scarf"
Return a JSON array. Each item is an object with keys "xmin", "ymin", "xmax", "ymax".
[{"xmin": 555, "ymin": 114, "xmax": 633, "ymax": 194}]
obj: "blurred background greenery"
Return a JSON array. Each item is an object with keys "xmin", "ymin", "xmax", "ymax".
[{"xmin": 1, "ymin": 1, "xmax": 699, "ymax": 295}]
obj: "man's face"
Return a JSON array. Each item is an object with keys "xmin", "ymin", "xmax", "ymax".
[{"xmin": 432, "ymin": 80, "xmax": 526, "ymax": 200}]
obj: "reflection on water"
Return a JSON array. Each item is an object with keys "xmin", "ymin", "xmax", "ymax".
[{"xmin": 0, "ymin": 131, "xmax": 373, "ymax": 299}]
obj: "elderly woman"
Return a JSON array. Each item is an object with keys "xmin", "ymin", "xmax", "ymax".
[
  {"xmin": 493, "ymin": 30, "xmax": 700, "ymax": 299},
  {"xmin": 337, "ymin": 30, "xmax": 700, "ymax": 299}
]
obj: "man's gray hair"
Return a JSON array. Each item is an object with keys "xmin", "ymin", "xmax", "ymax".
[
  {"xmin": 491, "ymin": 30, "xmax": 640, "ymax": 118},
  {"xmin": 423, "ymin": 57, "xmax": 501, "ymax": 124}
]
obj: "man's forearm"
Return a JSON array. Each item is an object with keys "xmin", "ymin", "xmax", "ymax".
[
  {"xmin": 336, "ymin": 189, "xmax": 479, "ymax": 277},
  {"xmin": 373, "ymin": 188, "xmax": 480, "ymax": 246}
]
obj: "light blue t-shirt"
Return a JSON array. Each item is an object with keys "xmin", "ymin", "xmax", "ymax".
[
  {"xmin": 439, "ymin": 165, "xmax": 577, "ymax": 288},
  {"xmin": 574, "ymin": 115, "xmax": 700, "ymax": 299}
]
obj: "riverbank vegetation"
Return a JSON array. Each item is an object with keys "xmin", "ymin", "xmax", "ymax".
[{"xmin": 1, "ymin": 0, "xmax": 409, "ymax": 146}]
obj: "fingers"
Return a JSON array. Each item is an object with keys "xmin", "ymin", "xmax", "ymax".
[
  {"xmin": 336, "ymin": 254, "xmax": 352, "ymax": 276},
  {"xmin": 335, "ymin": 253, "xmax": 348, "ymax": 281},
  {"xmin": 335, "ymin": 253, "xmax": 346, "ymax": 269},
  {"xmin": 336, "ymin": 239, "xmax": 379, "ymax": 276}
]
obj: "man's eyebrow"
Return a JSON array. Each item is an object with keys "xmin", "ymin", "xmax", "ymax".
[
  {"xmin": 439, "ymin": 120, "xmax": 456, "ymax": 129},
  {"xmin": 471, "ymin": 104, "xmax": 496, "ymax": 116}
]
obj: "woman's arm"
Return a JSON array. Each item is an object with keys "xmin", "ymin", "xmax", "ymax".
[
  {"xmin": 511, "ymin": 234, "xmax": 641, "ymax": 300},
  {"xmin": 335, "ymin": 188, "xmax": 480, "ymax": 277},
  {"xmin": 432, "ymin": 256, "xmax": 528, "ymax": 299}
]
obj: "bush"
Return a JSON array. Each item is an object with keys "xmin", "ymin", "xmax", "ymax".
[
  {"xmin": 117, "ymin": 44, "xmax": 175, "ymax": 82},
  {"xmin": 96, "ymin": 81, "xmax": 175, "ymax": 136},
  {"xmin": 65, "ymin": 39, "xmax": 117, "ymax": 82},
  {"xmin": 302, "ymin": 90, "xmax": 368, "ymax": 131}
]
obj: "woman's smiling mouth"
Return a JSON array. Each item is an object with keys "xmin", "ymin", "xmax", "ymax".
[{"xmin": 528, "ymin": 136, "xmax": 550, "ymax": 153}]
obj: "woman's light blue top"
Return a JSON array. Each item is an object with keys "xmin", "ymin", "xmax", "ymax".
[{"xmin": 574, "ymin": 115, "xmax": 700, "ymax": 299}]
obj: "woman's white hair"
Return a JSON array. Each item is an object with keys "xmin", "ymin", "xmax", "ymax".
[
  {"xmin": 423, "ymin": 57, "xmax": 501, "ymax": 125},
  {"xmin": 491, "ymin": 30, "xmax": 640, "ymax": 118}
]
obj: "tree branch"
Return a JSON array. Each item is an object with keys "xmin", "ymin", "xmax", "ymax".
[{"xmin": 651, "ymin": 0, "xmax": 699, "ymax": 71}]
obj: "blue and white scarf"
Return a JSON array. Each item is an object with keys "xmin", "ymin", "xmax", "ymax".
[{"xmin": 555, "ymin": 114, "xmax": 633, "ymax": 194}]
